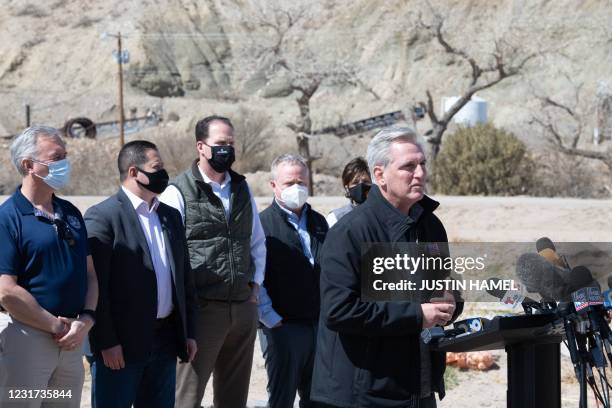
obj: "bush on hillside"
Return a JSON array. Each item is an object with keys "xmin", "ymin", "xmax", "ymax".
[{"xmin": 432, "ymin": 124, "xmax": 534, "ymax": 195}]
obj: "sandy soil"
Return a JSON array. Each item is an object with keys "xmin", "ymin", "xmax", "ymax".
[{"xmin": 2, "ymin": 194, "xmax": 611, "ymax": 407}]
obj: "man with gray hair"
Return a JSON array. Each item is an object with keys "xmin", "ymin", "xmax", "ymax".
[
  {"xmin": 311, "ymin": 127, "xmax": 462, "ymax": 407},
  {"xmin": 258, "ymin": 153, "xmax": 328, "ymax": 407},
  {"xmin": 0, "ymin": 125, "xmax": 98, "ymax": 407}
]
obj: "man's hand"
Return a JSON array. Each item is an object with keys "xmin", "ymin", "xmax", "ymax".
[
  {"xmin": 186, "ymin": 338, "xmax": 198, "ymax": 362},
  {"xmin": 431, "ymin": 290, "xmax": 457, "ymax": 317},
  {"xmin": 51, "ymin": 317, "xmax": 69, "ymax": 340},
  {"xmin": 56, "ymin": 316, "xmax": 93, "ymax": 350},
  {"xmin": 421, "ymin": 303, "xmax": 455, "ymax": 329},
  {"xmin": 248, "ymin": 282, "xmax": 260, "ymax": 304},
  {"xmin": 101, "ymin": 344, "xmax": 125, "ymax": 370}
]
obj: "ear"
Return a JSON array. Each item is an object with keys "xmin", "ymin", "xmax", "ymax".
[
  {"xmin": 269, "ymin": 180, "xmax": 276, "ymax": 190},
  {"xmin": 21, "ymin": 158, "xmax": 34, "ymax": 175},
  {"xmin": 128, "ymin": 166, "xmax": 139, "ymax": 179},
  {"xmin": 373, "ymin": 165, "xmax": 385, "ymax": 186}
]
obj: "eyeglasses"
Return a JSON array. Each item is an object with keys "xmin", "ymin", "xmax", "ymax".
[
  {"xmin": 33, "ymin": 209, "xmax": 76, "ymax": 247},
  {"xmin": 53, "ymin": 218, "xmax": 76, "ymax": 247}
]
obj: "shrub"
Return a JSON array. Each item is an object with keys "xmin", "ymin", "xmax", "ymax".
[
  {"xmin": 432, "ymin": 124, "xmax": 534, "ymax": 195},
  {"xmin": 530, "ymin": 151, "xmax": 611, "ymax": 198}
]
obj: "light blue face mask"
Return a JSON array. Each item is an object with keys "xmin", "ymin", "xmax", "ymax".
[{"xmin": 33, "ymin": 158, "xmax": 71, "ymax": 190}]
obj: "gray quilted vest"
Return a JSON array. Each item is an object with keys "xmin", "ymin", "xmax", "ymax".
[{"xmin": 171, "ymin": 161, "xmax": 255, "ymax": 302}]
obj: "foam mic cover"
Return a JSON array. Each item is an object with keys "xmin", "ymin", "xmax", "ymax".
[
  {"xmin": 536, "ymin": 237, "xmax": 568, "ymax": 269},
  {"xmin": 568, "ymin": 266, "xmax": 598, "ymax": 293},
  {"xmin": 535, "ymin": 237, "xmax": 556, "ymax": 252},
  {"xmin": 516, "ymin": 253, "xmax": 569, "ymax": 300}
]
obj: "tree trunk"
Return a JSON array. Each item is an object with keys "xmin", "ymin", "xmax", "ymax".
[{"xmin": 296, "ymin": 91, "xmax": 315, "ymax": 195}]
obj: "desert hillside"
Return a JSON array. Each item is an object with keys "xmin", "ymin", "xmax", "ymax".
[{"xmin": 1, "ymin": 0, "xmax": 612, "ymax": 190}]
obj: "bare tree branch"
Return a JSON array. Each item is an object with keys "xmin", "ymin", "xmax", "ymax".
[{"xmin": 415, "ymin": 8, "xmax": 539, "ymax": 158}]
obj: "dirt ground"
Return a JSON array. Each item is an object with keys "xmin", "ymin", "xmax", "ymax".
[{"xmin": 2, "ymin": 194, "xmax": 611, "ymax": 407}]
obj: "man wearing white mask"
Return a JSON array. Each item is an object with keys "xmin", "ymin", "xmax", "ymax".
[
  {"xmin": 0, "ymin": 125, "xmax": 98, "ymax": 407},
  {"xmin": 257, "ymin": 154, "xmax": 328, "ymax": 407}
]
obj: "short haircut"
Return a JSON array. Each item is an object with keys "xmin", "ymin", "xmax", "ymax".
[
  {"xmin": 341, "ymin": 157, "xmax": 370, "ymax": 187},
  {"xmin": 366, "ymin": 126, "xmax": 422, "ymax": 185},
  {"xmin": 117, "ymin": 140, "xmax": 158, "ymax": 181},
  {"xmin": 10, "ymin": 125, "xmax": 65, "ymax": 176},
  {"xmin": 270, "ymin": 153, "xmax": 309, "ymax": 181},
  {"xmin": 195, "ymin": 115, "xmax": 233, "ymax": 142}
]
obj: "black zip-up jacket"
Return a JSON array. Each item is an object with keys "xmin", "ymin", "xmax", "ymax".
[
  {"xmin": 311, "ymin": 185, "xmax": 463, "ymax": 407},
  {"xmin": 259, "ymin": 200, "xmax": 328, "ymax": 322}
]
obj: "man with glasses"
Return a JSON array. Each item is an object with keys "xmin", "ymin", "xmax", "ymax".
[
  {"xmin": 160, "ymin": 115, "xmax": 266, "ymax": 407},
  {"xmin": 0, "ymin": 125, "xmax": 98, "ymax": 408}
]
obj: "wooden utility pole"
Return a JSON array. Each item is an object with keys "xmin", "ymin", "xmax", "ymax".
[
  {"xmin": 24, "ymin": 104, "xmax": 31, "ymax": 127},
  {"xmin": 117, "ymin": 32, "xmax": 125, "ymax": 147}
]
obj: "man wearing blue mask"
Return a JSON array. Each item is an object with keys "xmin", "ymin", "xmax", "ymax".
[
  {"xmin": 160, "ymin": 115, "xmax": 266, "ymax": 407},
  {"xmin": 257, "ymin": 154, "xmax": 328, "ymax": 407},
  {"xmin": 0, "ymin": 125, "xmax": 98, "ymax": 407}
]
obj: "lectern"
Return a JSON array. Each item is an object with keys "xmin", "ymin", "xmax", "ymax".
[{"xmin": 433, "ymin": 314, "xmax": 564, "ymax": 408}]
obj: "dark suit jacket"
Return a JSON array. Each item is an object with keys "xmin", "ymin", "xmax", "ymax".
[{"xmin": 84, "ymin": 188, "xmax": 196, "ymax": 363}]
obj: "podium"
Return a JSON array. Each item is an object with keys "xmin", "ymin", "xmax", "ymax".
[{"xmin": 433, "ymin": 314, "xmax": 564, "ymax": 408}]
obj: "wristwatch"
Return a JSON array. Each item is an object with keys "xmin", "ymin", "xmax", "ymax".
[{"xmin": 79, "ymin": 309, "xmax": 96, "ymax": 324}]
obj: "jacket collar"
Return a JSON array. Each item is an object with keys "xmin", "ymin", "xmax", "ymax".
[
  {"xmin": 189, "ymin": 159, "xmax": 245, "ymax": 188},
  {"xmin": 271, "ymin": 198, "xmax": 310, "ymax": 221},
  {"xmin": 366, "ymin": 184, "xmax": 439, "ymax": 240}
]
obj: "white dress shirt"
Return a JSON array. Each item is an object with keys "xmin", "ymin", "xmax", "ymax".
[
  {"xmin": 159, "ymin": 166, "xmax": 266, "ymax": 286},
  {"xmin": 122, "ymin": 186, "xmax": 173, "ymax": 318}
]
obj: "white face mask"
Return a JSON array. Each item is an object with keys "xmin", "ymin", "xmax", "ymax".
[{"xmin": 280, "ymin": 184, "xmax": 309, "ymax": 210}]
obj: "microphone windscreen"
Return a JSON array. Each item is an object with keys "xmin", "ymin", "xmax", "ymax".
[
  {"xmin": 485, "ymin": 277, "xmax": 506, "ymax": 299},
  {"xmin": 516, "ymin": 253, "xmax": 569, "ymax": 300},
  {"xmin": 536, "ymin": 237, "xmax": 556, "ymax": 252},
  {"xmin": 538, "ymin": 248, "xmax": 567, "ymax": 269},
  {"xmin": 568, "ymin": 266, "xmax": 596, "ymax": 292},
  {"xmin": 516, "ymin": 253, "xmax": 544, "ymax": 293}
]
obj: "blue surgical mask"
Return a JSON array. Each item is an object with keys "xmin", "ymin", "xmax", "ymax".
[{"xmin": 33, "ymin": 158, "xmax": 71, "ymax": 190}]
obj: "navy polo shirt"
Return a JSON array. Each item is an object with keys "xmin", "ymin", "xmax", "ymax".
[{"xmin": 0, "ymin": 187, "xmax": 88, "ymax": 317}]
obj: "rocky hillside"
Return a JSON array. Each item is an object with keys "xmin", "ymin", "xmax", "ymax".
[{"xmin": 1, "ymin": 0, "xmax": 611, "ymax": 179}]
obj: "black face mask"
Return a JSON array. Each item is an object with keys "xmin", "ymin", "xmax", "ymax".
[
  {"xmin": 136, "ymin": 168, "xmax": 169, "ymax": 194},
  {"xmin": 207, "ymin": 144, "xmax": 235, "ymax": 173},
  {"xmin": 346, "ymin": 182, "xmax": 371, "ymax": 205}
]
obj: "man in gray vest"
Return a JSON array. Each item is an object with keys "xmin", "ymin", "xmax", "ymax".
[{"xmin": 160, "ymin": 115, "xmax": 266, "ymax": 408}]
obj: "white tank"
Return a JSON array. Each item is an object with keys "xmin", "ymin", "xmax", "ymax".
[{"xmin": 441, "ymin": 96, "xmax": 488, "ymax": 126}]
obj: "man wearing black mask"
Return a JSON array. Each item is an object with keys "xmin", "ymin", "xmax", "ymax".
[
  {"xmin": 160, "ymin": 116, "xmax": 266, "ymax": 407},
  {"xmin": 85, "ymin": 140, "xmax": 197, "ymax": 407}
]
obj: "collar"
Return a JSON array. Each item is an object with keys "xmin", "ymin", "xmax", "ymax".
[
  {"xmin": 366, "ymin": 185, "xmax": 439, "ymax": 234},
  {"xmin": 273, "ymin": 198, "xmax": 308, "ymax": 221},
  {"xmin": 198, "ymin": 165, "xmax": 231, "ymax": 189},
  {"xmin": 13, "ymin": 185, "xmax": 59, "ymax": 216},
  {"xmin": 189, "ymin": 159, "xmax": 245, "ymax": 187},
  {"xmin": 121, "ymin": 185, "xmax": 160, "ymax": 212}
]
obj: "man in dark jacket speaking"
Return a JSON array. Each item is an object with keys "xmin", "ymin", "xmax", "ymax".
[{"xmin": 311, "ymin": 126, "xmax": 463, "ymax": 408}]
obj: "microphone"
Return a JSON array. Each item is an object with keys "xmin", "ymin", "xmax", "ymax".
[
  {"xmin": 485, "ymin": 277, "xmax": 543, "ymax": 314},
  {"xmin": 536, "ymin": 237, "xmax": 569, "ymax": 269},
  {"xmin": 558, "ymin": 302, "xmax": 582, "ymax": 379},
  {"xmin": 453, "ymin": 317, "xmax": 489, "ymax": 334},
  {"xmin": 421, "ymin": 326, "xmax": 466, "ymax": 345},
  {"xmin": 515, "ymin": 253, "xmax": 569, "ymax": 301},
  {"xmin": 571, "ymin": 281, "xmax": 611, "ymax": 368}
]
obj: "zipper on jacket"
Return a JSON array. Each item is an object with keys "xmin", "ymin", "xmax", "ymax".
[
  {"xmin": 222, "ymin": 205, "xmax": 236, "ymax": 305},
  {"xmin": 207, "ymin": 189, "xmax": 236, "ymax": 305}
]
